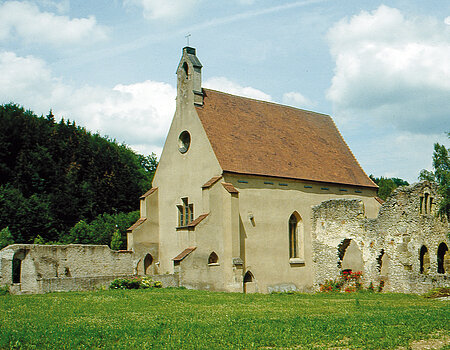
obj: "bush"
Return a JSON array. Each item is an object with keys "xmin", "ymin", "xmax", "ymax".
[
  {"xmin": 319, "ymin": 270, "xmax": 364, "ymax": 293},
  {"xmin": 109, "ymin": 276, "xmax": 162, "ymax": 290}
]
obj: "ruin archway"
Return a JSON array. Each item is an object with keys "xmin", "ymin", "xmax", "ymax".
[
  {"xmin": 419, "ymin": 245, "xmax": 430, "ymax": 274},
  {"xmin": 12, "ymin": 249, "xmax": 27, "ymax": 284},
  {"xmin": 144, "ymin": 254, "xmax": 153, "ymax": 275},
  {"xmin": 437, "ymin": 243, "xmax": 448, "ymax": 274},
  {"xmin": 338, "ymin": 239, "xmax": 363, "ymax": 273}
]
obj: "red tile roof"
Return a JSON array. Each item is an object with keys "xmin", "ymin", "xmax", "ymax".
[
  {"xmin": 187, "ymin": 213, "xmax": 209, "ymax": 228},
  {"xmin": 140, "ymin": 187, "xmax": 157, "ymax": 199},
  {"xmin": 375, "ymin": 196, "xmax": 385, "ymax": 204},
  {"xmin": 202, "ymin": 176, "xmax": 222, "ymax": 189},
  {"xmin": 222, "ymin": 182, "xmax": 239, "ymax": 194},
  {"xmin": 195, "ymin": 89, "xmax": 377, "ymax": 189},
  {"xmin": 172, "ymin": 246, "xmax": 196, "ymax": 262},
  {"xmin": 127, "ymin": 218, "xmax": 146, "ymax": 232}
]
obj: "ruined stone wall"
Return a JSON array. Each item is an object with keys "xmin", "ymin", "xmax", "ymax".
[
  {"xmin": 0, "ymin": 244, "xmax": 134, "ymax": 294},
  {"xmin": 312, "ymin": 181, "xmax": 449, "ymax": 293},
  {"xmin": 376, "ymin": 182, "xmax": 449, "ymax": 293}
]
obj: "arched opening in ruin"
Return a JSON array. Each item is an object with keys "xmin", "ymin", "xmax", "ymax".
[
  {"xmin": 437, "ymin": 243, "xmax": 448, "ymax": 274},
  {"xmin": 337, "ymin": 239, "xmax": 351, "ymax": 268},
  {"xmin": 419, "ymin": 245, "xmax": 430, "ymax": 274},
  {"xmin": 376, "ymin": 249, "xmax": 384, "ymax": 272},
  {"xmin": 208, "ymin": 252, "xmax": 218, "ymax": 264},
  {"xmin": 144, "ymin": 254, "xmax": 153, "ymax": 275},
  {"xmin": 12, "ymin": 249, "xmax": 26, "ymax": 284},
  {"xmin": 338, "ymin": 239, "xmax": 363, "ymax": 273}
]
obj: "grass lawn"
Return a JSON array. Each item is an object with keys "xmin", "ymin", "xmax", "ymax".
[{"xmin": 0, "ymin": 288, "xmax": 449, "ymax": 349}]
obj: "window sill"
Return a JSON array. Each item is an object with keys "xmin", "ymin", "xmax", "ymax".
[
  {"xmin": 289, "ymin": 258, "xmax": 305, "ymax": 265},
  {"xmin": 208, "ymin": 263, "xmax": 220, "ymax": 267}
]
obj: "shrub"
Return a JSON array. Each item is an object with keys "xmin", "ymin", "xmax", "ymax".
[
  {"xmin": 319, "ymin": 279, "xmax": 342, "ymax": 292},
  {"xmin": 377, "ymin": 280, "xmax": 385, "ymax": 293},
  {"xmin": 109, "ymin": 276, "xmax": 163, "ymax": 290},
  {"xmin": 319, "ymin": 271, "xmax": 364, "ymax": 293}
]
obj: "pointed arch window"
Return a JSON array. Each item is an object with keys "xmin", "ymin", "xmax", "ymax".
[
  {"xmin": 144, "ymin": 253, "xmax": 153, "ymax": 275},
  {"xmin": 289, "ymin": 214, "xmax": 298, "ymax": 259},
  {"xmin": 437, "ymin": 243, "xmax": 448, "ymax": 274},
  {"xmin": 243, "ymin": 270, "xmax": 254, "ymax": 283},
  {"xmin": 208, "ymin": 252, "xmax": 219, "ymax": 265},
  {"xmin": 419, "ymin": 245, "xmax": 429, "ymax": 274},
  {"xmin": 182, "ymin": 62, "xmax": 189, "ymax": 77}
]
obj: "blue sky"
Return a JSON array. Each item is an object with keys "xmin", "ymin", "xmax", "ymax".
[{"xmin": 1, "ymin": 0, "xmax": 449, "ymax": 183}]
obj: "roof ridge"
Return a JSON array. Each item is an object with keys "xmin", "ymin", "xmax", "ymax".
[{"xmin": 202, "ymin": 88, "xmax": 330, "ymax": 118}]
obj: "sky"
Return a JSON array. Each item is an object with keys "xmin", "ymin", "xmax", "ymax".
[{"xmin": 1, "ymin": 0, "xmax": 449, "ymax": 183}]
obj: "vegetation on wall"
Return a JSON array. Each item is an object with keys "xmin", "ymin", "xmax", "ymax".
[
  {"xmin": 419, "ymin": 133, "xmax": 450, "ymax": 220},
  {"xmin": 369, "ymin": 175, "xmax": 409, "ymax": 201},
  {"xmin": 0, "ymin": 104, "xmax": 157, "ymax": 248}
]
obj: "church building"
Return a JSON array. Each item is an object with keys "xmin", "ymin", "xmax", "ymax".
[
  {"xmin": 127, "ymin": 46, "xmax": 382, "ymax": 293},
  {"xmin": 1, "ymin": 47, "xmax": 447, "ymax": 295}
]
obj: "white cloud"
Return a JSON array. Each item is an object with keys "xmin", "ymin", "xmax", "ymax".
[
  {"xmin": 0, "ymin": 51, "xmax": 175, "ymax": 156},
  {"xmin": 0, "ymin": 1, "xmax": 108, "ymax": 46},
  {"xmin": 282, "ymin": 91, "xmax": 315, "ymax": 110},
  {"xmin": 327, "ymin": 5, "xmax": 450, "ymax": 134},
  {"xmin": 445, "ymin": 16, "xmax": 450, "ymax": 26},
  {"xmin": 204, "ymin": 76, "xmax": 272, "ymax": 101},
  {"xmin": 124, "ymin": 0, "xmax": 200, "ymax": 21}
]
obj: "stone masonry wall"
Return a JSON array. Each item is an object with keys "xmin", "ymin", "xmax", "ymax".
[
  {"xmin": 312, "ymin": 181, "xmax": 449, "ymax": 293},
  {"xmin": 0, "ymin": 244, "xmax": 134, "ymax": 294}
]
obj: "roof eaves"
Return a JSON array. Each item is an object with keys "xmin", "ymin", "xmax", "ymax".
[
  {"xmin": 222, "ymin": 171, "xmax": 379, "ymax": 190},
  {"xmin": 222, "ymin": 182, "xmax": 239, "ymax": 194},
  {"xmin": 127, "ymin": 218, "xmax": 146, "ymax": 232},
  {"xmin": 140, "ymin": 187, "xmax": 158, "ymax": 199},
  {"xmin": 187, "ymin": 213, "xmax": 209, "ymax": 228},
  {"xmin": 202, "ymin": 176, "xmax": 222, "ymax": 189},
  {"xmin": 172, "ymin": 246, "xmax": 197, "ymax": 262}
]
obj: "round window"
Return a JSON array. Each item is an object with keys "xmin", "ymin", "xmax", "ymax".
[{"xmin": 178, "ymin": 131, "xmax": 191, "ymax": 153}]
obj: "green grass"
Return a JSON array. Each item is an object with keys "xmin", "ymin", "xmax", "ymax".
[{"xmin": 0, "ymin": 289, "xmax": 448, "ymax": 349}]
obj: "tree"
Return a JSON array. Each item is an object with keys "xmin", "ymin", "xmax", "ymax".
[
  {"xmin": 419, "ymin": 134, "xmax": 450, "ymax": 219},
  {"xmin": 369, "ymin": 175, "xmax": 409, "ymax": 201},
  {"xmin": 0, "ymin": 103, "xmax": 157, "ymax": 244},
  {"xmin": 0, "ymin": 227, "xmax": 14, "ymax": 250},
  {"xmin": 110, "ymin": 228, "xmax": 122, "ymax": 250}
]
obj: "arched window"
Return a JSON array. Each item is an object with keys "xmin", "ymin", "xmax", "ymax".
[
  {"xmin": 183, "ymin": 62, "xmax": 189, "ymax": 77},
  {"xmin": 437, "ymin": 243, "xmax": 448, "ymax": 274},
  {"xmin": 208, "ymin": 252, "xmax": 218, "ymax": 264},
  {"xmin": 419, "ymin": 245, "xmax": 429, "ymax": 274},
  {"xmin": 289, "ymin": 214, "xmax": 298, "ymax": 258},
  {"xmin": 243, "ymin": 270, "xmax": 254, "ymax": 283},
  {"xmin": 144, "ymin": 253, "xmax": 153, "ymax": 275}
]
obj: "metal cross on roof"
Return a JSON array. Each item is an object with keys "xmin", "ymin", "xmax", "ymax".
[{"xmin": 185, "ymin": 33, "xmax": 191, "ymax": 46}]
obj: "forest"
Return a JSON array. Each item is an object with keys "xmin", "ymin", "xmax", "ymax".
[{"xmin": 0, "ymin": 104, "xmax": 157, "ymax": 250}]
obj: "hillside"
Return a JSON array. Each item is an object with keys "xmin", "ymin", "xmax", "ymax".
[{"xmin": 0, "ymin": 104, "xmax": 156, "ymax": 246}]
